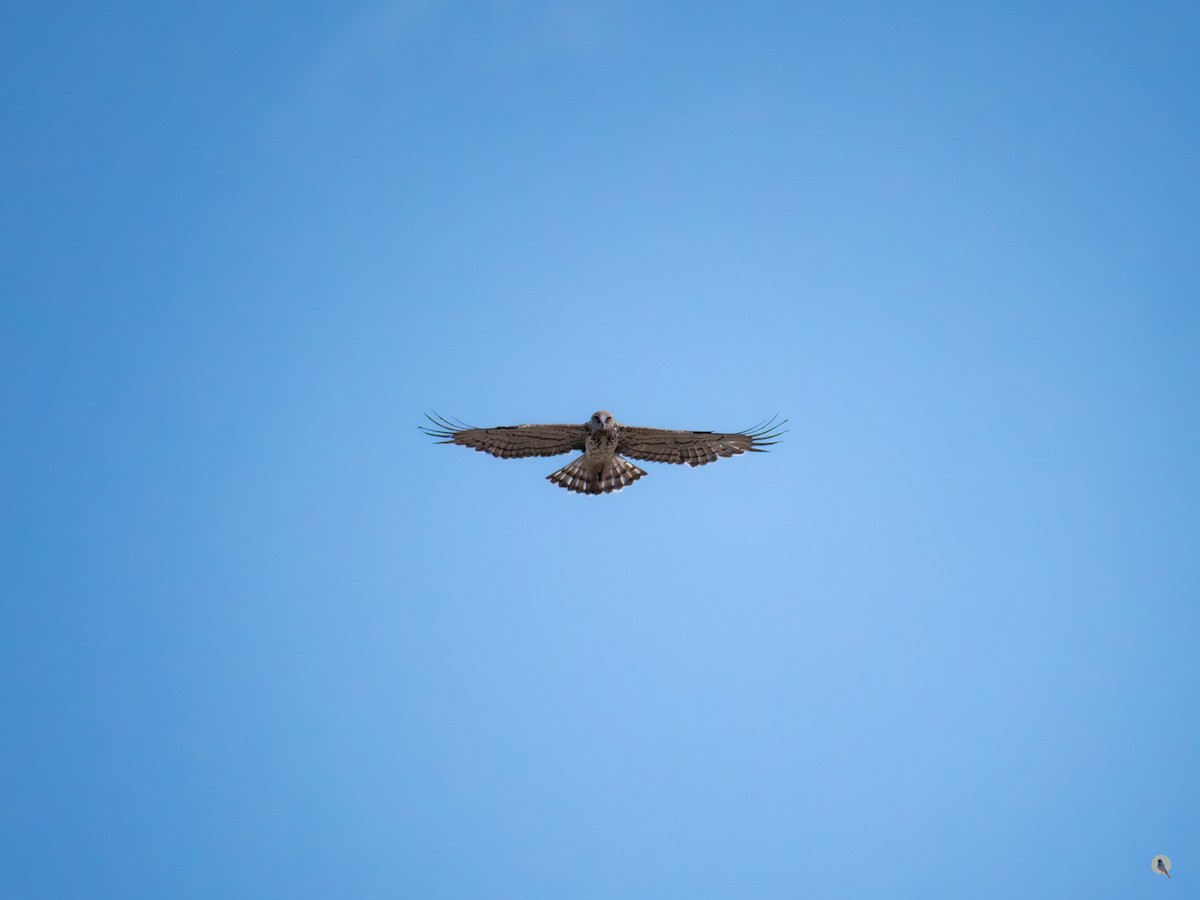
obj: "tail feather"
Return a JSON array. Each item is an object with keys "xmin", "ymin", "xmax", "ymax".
[{"xmin": 547, "ymin": 454, "xmax": 647, "ymax": 495}]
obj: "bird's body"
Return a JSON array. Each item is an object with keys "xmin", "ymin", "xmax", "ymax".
[
  {"xmin": 584, "ymin": 412, "xmax": 620, "ymax": 464},
  {"xmin": 547, "ymin": 410, "xmax": 646, "ymax": 493},
  {"xmin": 421, "ymin": 409, "xmax": 784, "ymax": 494}
]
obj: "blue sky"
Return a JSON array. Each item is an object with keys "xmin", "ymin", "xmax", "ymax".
[{"xmin": 3, "ymin": 2, "xmax": 1198, "ymax": 897}]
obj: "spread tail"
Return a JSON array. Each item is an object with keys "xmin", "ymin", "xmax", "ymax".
[{"xmin": 547, "ymin": 454, "xmax": 647, "ymax": 495}]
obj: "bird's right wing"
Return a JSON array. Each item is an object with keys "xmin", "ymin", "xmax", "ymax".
[{"xmin": 421, "ymin": 413, "xmax": 587, "ymax": 459}]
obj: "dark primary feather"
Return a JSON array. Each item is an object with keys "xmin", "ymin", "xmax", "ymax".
[
  {"xmin": 617, "ymin": 416, "xmax": 787, "ymax": 467},
  {"xmin": 419, "ymin": 412, "xmax": 586, "ymax": 459}
]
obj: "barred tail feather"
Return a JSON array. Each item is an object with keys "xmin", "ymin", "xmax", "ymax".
[{"xmin": 546, "ymin": 454, "xmax": 647, "ymax": 495}]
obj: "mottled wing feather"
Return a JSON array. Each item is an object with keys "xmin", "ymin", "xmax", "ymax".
[
  {"xmin": 618, "ymin": 417, "xmax": 787, "ymax": 467},
  {"xmin": 421, "ymin": 413, "xmax": 586, "ymax": 459}
]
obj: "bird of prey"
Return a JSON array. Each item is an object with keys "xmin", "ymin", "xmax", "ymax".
[{"xmin": 420, "ymin": 410, "xmax": 785, "ymax": 495}]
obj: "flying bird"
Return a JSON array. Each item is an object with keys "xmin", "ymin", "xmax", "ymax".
[{"xmin": 420, "ymin": 410, "xmax": 786, "ymax": 494}]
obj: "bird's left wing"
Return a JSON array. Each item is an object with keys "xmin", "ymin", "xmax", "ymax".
[
  {"xmin": 618, "ymin": 417, "xmax": 786, "ymax": 467},
  {"xmin": 421, "ymin": 413, "xmax": 587, "ymax": 459}
]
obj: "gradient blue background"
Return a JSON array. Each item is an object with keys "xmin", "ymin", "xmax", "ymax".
[{"xmin": 3, "ymin": 2, "xmax": 1198, "ymax": 897}]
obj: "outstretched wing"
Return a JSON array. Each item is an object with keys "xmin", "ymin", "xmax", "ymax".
[
  {"xmin": 420, "ymin": 412, "xmax": 586, "ymax": 459},
  {"xmin": 618, "ymin": 417, "xmax": 786, "ymax": 467}
]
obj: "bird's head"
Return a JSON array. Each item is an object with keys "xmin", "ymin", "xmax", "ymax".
[{"xmin": 589, "ymin": 410, "xmax": 616, "ymax": 433}]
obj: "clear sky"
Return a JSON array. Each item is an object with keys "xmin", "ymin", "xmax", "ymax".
[{"xmin": 3, "ymin": 2, "xmax": 1198, "ymax": 897}]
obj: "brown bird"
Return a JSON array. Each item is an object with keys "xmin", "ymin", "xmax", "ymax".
[{"xmin": 421, "ymin": 410, "xmax": 786, "ymax": 494}]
